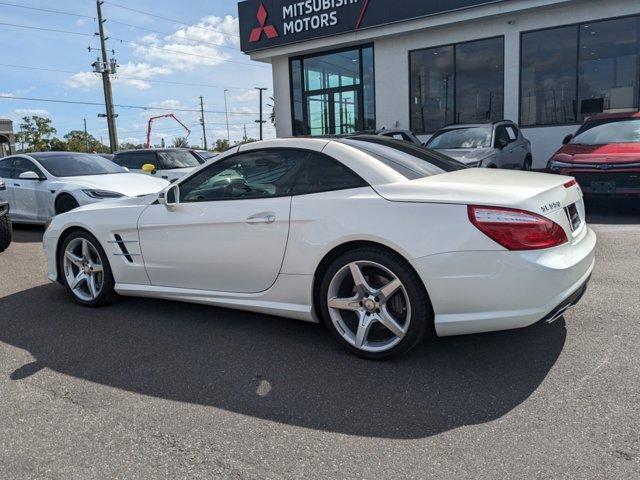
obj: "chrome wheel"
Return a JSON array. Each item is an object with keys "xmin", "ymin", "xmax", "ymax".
[
  {"xmin": 63, "ymin": 238, "xmax": 104, "ymax": 302},
  {"xmin": 327, "ymin": 261, "xmax": 411, "ymax": 353}
]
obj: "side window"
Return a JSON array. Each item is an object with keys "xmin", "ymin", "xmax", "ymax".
[
  {"xmin": 0, "ymin": 159, "xmax": 12, "ymax": 178},
  {"xmin": 115, "ymin": 152, "xmax": 158, "ymax": 169},
  {"xmin": 495, "ymin": 126, "xmax": 511, "ymax": 147},
  {"xmin": 179, "ymin": 149, "xmax": 307, "ymax": 203},
  {"xmin": 12, "ymin": 158, "xmax": 44, "ymax": 179},
  {"xmin": 293, "ymin": 153, "xmax": 368, "ymax": 196},
  {"xmin": 505, "ymin": 125, "xmax": 518, "ymax": 141}
]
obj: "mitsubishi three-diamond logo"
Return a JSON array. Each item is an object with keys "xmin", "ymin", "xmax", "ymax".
[{"xmin": 249, "ymin": 3, "xmax": 279, "ymax": 42}]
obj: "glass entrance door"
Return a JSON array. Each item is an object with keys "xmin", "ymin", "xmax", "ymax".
[{"xmin": 306, "ymin": 88, "xmax": 360, "ymax": 135}]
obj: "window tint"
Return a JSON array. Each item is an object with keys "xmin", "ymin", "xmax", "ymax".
[
  {"xmin": 31, "ymin": 153, "xmax": 125, "ymax": 177},
  {"xmin": 293, "ymin": 153, "xmax": 368, "ymax": 196},
  {"xmin": 495, "ymin": 126, "xmax": 511, "ymax": 146},
  {"xmin": 340, "ymin": 137, "xmax": 467, "ymax": 180},
  {"xmin": 115, "ymin": 151, "xmax": 158, "ymax": 170},
  {"xmin": 410, "ymin": 37, "xmax": 504, "ymax": 134},
  {"xmin": 505, "ymin": 125, "xmax": 518, "ymax": 141},
  {"xmin": 427, "ymin": 127, "xmax": 493, "ymax": 149},
  {"xmin": 0, "ymin": 159, "xmax": 12, "ymax": 178},
  {"xmin": 12, "ymin": 158, "xmax": 44, "ymax": 179},
  {"xmin": 179, "ymin": 149, "xmax": 307, "ymax": 202},
  {"xmin": 157, "ymin": 150, "xmax": 202, "ymax": 169}
]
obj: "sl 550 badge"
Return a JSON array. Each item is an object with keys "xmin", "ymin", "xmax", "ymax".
[{"xmin": 541, "ymin": 201, "xmax": 562, "ymax": 214}]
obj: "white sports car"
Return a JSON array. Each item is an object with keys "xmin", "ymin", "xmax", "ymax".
[
  {"xmin": 43, "ymin": 136, "xmax": 596, "ymax": 359},
  {"xmin": 0, "ymin": 152, "xmax": 169, "ymax": 224}
]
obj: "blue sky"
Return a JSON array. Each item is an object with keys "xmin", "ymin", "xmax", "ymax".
[{"xmin": 0, "ymin": 0, "xmax": 274, "ymax": 147}]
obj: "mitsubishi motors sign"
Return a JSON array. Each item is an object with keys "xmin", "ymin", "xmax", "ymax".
[{"xmin": 238, "ymin": 0, "xmax": 508, "ymax": 53}]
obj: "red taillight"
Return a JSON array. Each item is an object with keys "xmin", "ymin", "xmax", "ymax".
[
  {"xmin": 468, "ymin": 205, "xmax": 568, "ymax": 251},
  {"xmin": 564, "ymin": 179, "xmax": 577, "ymax": 188}
]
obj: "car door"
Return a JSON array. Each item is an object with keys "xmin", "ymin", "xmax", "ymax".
[
  {"xmin": 505, "ymin": 124, "xmax": 528, "ymax": 168},
  {"xmin": 137, "ymin": 148, "xmax": 307, "ymax": 293},
  {"xmin": 9, "ymin": 157, "xmax": 51, "ymax": 222},
  {"xmin": 494, "ymin": 125, "xmax": 519, "ymax": 169}
]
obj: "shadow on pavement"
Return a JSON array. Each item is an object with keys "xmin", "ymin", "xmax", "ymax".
[
  {"xmin": 585, "ymin": 197, "xmax": 640, "ymax": 225},
  {"xmin": 10, "ymin": 224, "xmax": 45, "ymax": 244},
  {"xmin": 0, "ymin": 284, "xmax": 566, "ymax": 439}
]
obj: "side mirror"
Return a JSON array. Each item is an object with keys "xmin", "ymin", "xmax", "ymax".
[
  {"xmin": 496, "ymin": 138, "xmax": 508, "ymax": 149},
  {"xmin": 142, "ymin": 163, "xmax": 157, "ymax": 175},
  {"xmin": 562, "ymin": 134, "xmax": 573, "ymax": 145},
  {"xmin": 18, "ymin": 171, "xmax": 42, "ymax": 181},
  {"xmin": 158, "ymin": 184, "xmax": 180, "ymax": 212}
]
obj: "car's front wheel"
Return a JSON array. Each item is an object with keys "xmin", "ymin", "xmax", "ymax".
[
  {"xmin": 319, "ymin": 247, "xmax": 432, "ymax": 360},
  {"xmin": 60, "ymin": 231, "xmax": 116, "ymax": 306}
]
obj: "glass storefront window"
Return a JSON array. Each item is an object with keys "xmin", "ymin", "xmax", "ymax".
[
  {"xmin": 521, "ymin": 15, "xmax": 640, "ymax": 126},
  {"xmin": 289, "ymin": 45, "xmax": 375, "ymax": 136},
  {"xmin": 410, "ymin": 37, "xmax": 504, "ymax": 134}
]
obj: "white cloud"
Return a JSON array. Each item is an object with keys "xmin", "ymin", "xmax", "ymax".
[
  {"xmin": 233, "ymin": 90, "xmax": 259, "ymax": 102},
  {"xmin": 66, "ymin": 62, "xmax": 173, "ymax": 91},
  {"xmin": 131, "ymin": 15, "xmax": 239, "ymax": 71},
  {"xmin": 76, "ymin": 18, "xmax": 87, "ymax": 27},
  {"xmin": 13, "ymin": 109, "xmax": 50, "ymax": 117}
]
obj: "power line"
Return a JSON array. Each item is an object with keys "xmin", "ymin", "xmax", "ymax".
[
  {"xmin": 0, "ymin": 95, "xmax": 261, "ymax": 116},
  {"xmin": 0, "ymin": 21, "xmax": 269, "ymax": 69},
  {"xmin": 0, "ymin": 1, "xmax": 94, "ymax": 19},
  {"xmin": 0, "ymin": 63, "xmax": 257, "ymax": 90},
  {"xmin": 103, "ymin": 1, "xmax": 240, "ymax": 38}
]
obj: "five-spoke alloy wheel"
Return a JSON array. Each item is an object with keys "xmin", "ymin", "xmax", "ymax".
[
  {"xmin": 60, "ymin": 231, "xmax": 115, "ymax": 306},
  {"xmin": 320, "ymin": 247, "xmax": 432, "ymax": 360}
]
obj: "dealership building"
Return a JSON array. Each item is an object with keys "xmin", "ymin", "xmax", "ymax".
[{"xmin": 238, "ymin": 0, "xmax": 640, "ymax": 167}]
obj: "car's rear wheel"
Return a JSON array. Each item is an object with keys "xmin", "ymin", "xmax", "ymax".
[
  {"xmin": 55, "ymin": 194, "xmax": 79, "ymax": 215},
  {"xmin": 0, "ymin": 213, "xmax": 12, "ymax": 252},
  {"xmin": 60, "ymin": 231, "xmax": 116, "ymax": 306},
  {"xmin": 319, "ymin": 247, "xmax": 432, "ymax": 360}
]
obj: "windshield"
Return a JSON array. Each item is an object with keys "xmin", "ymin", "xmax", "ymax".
[
  {"xmin": 427, "ymin": 127, "xmax": 493, "ymax": 149},
  {"xmin": 32, "ymin": 153, "xmax": 127, "ymax": 177},
  {"xmin": 158, "ymin": 150, "xmax": 203, "ymax": 169},
  {"xmin": 572, "ymin": 118, "xmax": 640, "ymax": 145},
  {"xmin": 340, "ymin": 137, "xmax": 467, "ymax": 180}
]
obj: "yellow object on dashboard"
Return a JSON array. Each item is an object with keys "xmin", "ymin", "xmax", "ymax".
[{"xmin": 142, "ymin": 164, "xmax": 156, "ymax": 174}]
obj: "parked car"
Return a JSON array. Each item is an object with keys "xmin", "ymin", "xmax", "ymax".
[
  {"xmin": 44, "ymin": 136, "xmax": 595, "ymax": 360},
  {"xmin": 377, "ymin": 129, "xmax": 425, "ymax": 147},
  {"xmin": 113, "ymin": 148, "xmax": 205, "ymax": 182},
  {"xmin": 547, "ymin": 111, "xmax": 640, "ymax": 196},
  {"xmin": 0, "ymin": 178, "xmax": 12, "ymax": 252},
  {"xmin": 426, "ymin": 121, "xmax": 533, "ymax": 170},
  {"xmin": 0, "ymin": 152, "xmax": 169, "ymax": 224},
  {"xmin": 98, "ymin": 153, "xmax": 114, "ymax": 161}
]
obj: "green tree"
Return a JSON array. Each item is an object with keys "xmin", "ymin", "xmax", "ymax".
[
  {"xmin": 119, "ymin": 142, "xmax": 145, "ymax": 150},
  {"xmin": 172, "ymin": 137, "xmax": 189, "ymax": 148},
  {"xmin": 214, "ymin": 138, "xmax": 231, "ymax": 152},
  {"xmin": 49, "ymin": 138, "xmax": 68, "ymax": 151},
  {"xmin": 64, "ymin": 130, "xmax": 105, "ymax": 153},
  {"xmin": 18, "ymin": 116, "xmax": 57, "ymax": 152}
]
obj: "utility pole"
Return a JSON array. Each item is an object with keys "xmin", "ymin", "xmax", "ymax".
[
  {"xmin": 83, "ymin": 118, "xmax": 89, "ymax": 152},
  {"xmin": 243, "ymin": 124, "xmax": 247, "ymax": 142},
  {"xmin": 255, "ymin": 87, "xmax": 268, "ymax": 141},
  {"xmin": 223, "ymin": 89, "xmax": 230, "ymax": 143},
  {"xmin": 199, "ymin": 96, "xmax": 208, "ymax": 150},
  {"xmin": 95, "ymin": 0, "xmax": 118, "ymax": 153}
]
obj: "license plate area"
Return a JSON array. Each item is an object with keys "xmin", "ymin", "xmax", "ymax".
[
  {"xmin": 591, "ymin": 181, "xmax": 616, "ymax": 194},
  {"xmin": 565, "ymin": 203, "xmax": 582, "ymax": 232}
]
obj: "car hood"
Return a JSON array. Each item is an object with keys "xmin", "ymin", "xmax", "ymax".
[
  {"xmin": 433, "ymin": 148, "xmax": 495, "ymax": 164},
  {"xmin": 554, "ymin": 143, "xmax": 640, "ymax": 164},
  {"xmin": 374, "ymin": 168, "xmax": 578, "ymax": 214},
  {"xmin": 54, "ymin": 173, "xmax": 169, "ymax": 196}
]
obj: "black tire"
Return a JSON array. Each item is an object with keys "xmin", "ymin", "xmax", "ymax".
[
  {"xmin": 55, "ymin": 194, "xmax": 80, "ymax": 215},
  {"xmin": 59, "ymin": 230, "xmax": 116, "ymax": 307},
  {"xmin": 0, "ymin": 213, "xmax": 12, "ymax": 253},
  {"xmin": 318, "ymin": 247, "xmax": 433, "ymax": 360},
  {"xmin": 522, "ymin": 156, "xmax": 533, "ymax": 171}
]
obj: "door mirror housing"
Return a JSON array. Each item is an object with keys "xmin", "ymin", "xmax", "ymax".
[
  {"xmin": 562, "ymin": 134, "xmax": 574, "ymax": 145},
  {"xmin": 18, "ymin": 171, "xmax": 42, "ymax": 181},
  {"xmin": 142, "ymin": 163, "xmax": 157, "ymax": 174},
  {"xmin": 496, "ymin": 138, "xmax": 508, "ymax": 149},
  {"xmin": 158, "ymin": 184, "xmax": 180, "ymax": 211}
]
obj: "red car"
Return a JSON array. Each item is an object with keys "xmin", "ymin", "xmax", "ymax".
[{"xmin": 547, "ymin": 112, "xmax": 640, "ymax": 196}]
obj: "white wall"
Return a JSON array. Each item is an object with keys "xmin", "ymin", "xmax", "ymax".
[{"xmin": 265, "ymin": 0, "xmax": 640, "ymax": 168}]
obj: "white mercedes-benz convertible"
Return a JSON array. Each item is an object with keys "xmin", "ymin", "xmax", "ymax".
[{"xmin": 43, "ymin": 136, "xmax": 596, "ymax": 359}]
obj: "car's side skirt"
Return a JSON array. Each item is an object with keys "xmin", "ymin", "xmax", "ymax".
[{"xmin": 115, "ymin": 273, "xmax": 318, "ymax": 323}]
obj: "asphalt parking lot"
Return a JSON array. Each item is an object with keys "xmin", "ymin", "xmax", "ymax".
[{"xmin": 0, "ymin": 199, "xmax": 639, "ymax": 479}]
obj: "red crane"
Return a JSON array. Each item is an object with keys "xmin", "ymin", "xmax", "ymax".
[{"xmin": 146, "ymin": 114, "xmax": 191, "ymax": 148}]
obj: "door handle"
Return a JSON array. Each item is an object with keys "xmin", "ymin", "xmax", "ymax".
[
  {"xmin": 13, "ymin": 183, "xmax": 20, "ymax": 187},
  {"xmin": 246, "ymin": 212, "xmax": 276, "ymax": 225}
]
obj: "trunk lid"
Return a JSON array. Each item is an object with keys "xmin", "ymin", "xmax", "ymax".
[{"xmin": 374, "ymin": 169, "xmax": 586, "ymax": 239}]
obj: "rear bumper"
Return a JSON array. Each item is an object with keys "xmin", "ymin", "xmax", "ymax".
[{"xmin": 411, "ymin": 227, "xmax": 596, "ymax": 337}]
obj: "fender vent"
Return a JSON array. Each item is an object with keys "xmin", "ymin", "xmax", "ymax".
[{"xmin": 113, "ymin": 234, "xmax": 134, "ymax": 263}]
